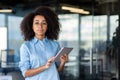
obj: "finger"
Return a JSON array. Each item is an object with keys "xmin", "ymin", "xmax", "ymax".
[
  {"xmin": 48, "ymin": 57, "xmax": 54, "ymax": 63},
  {"xmin": 64, "ymin": 54, "xmax": 67, "ymax": 56},
  {"xmin": 64, "ymin": 54, "xmax": 68, "ymax": 59},
  {"xmin": 64, "ymin": 54, "xmax": 68, "ymax": 57},
  {"xmin": 49, "ymin": 57, "xmax": 54, "ymax": 60},
  {"xmin": 61, "ymin": 56, "xmax": 66, "ymax": 60},
  {"xmin": 60, "ymin": 55, "xmax": 64, "ymax": 59}
]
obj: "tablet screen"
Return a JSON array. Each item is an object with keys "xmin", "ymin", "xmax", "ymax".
[{"xmin": 54, "ymin": 47, "xmax": 73, "ymax": 62}]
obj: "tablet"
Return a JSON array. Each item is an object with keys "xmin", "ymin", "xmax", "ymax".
[{"xmin": 54, "ymin": 47, "xmax": 73, "ymax": 62}]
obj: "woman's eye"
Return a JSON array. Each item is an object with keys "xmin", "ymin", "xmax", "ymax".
[
  {"xmin": 34, "ymin": 22, "xmax": 39, "ymax": 25},
  {"xmin": 42, "ymin": 22, "xmax": 47, "ymax": 25},
  {"xmin": 33, "ymin": 21, "xmax": 47, "ymax": 26}
]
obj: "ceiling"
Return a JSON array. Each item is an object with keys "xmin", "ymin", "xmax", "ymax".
[{"xmin": 0, "ymin": 0, "xmax": 119, "ymax": 15}]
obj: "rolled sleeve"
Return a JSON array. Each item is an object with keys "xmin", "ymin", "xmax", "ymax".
[{"xmin": 19, "ymin": 44, "xmax": 31, "ymax": 77}]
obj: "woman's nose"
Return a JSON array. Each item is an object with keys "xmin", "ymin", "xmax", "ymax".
[{"xmin": 38, "ymin": 23, "xmax": 43, "ymax": 28}]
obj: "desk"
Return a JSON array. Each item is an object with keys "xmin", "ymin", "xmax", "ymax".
[
  {"xmin": 0, "ymin": 62, "xmax": 19, "ymax": 75},
  {"xmin": 0, "ymin": 49, "xmax": 19, "ymax": 75}
]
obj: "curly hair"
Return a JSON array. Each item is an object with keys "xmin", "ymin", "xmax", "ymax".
[{"xmin": 20, "ymin": 6, "xmax": 60, "ymax": 41}]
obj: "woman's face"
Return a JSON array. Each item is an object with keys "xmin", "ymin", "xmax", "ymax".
[{"xmin": 33, "ymin": 15, "xmax": 47, "ymax": 37}]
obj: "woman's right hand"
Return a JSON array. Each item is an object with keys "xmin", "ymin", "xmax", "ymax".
[
  {"xmin": 45, "ymin": 57, "xmax": 55, "ymax": 69},
  {"xmin": 24, "ymin": 57, "xmax": 55, "ymax": 77}
]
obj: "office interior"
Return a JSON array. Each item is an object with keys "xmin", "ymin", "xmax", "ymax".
[{"xmin": 0, "ymin": 0, "xmax": 120, "ymax": 80}]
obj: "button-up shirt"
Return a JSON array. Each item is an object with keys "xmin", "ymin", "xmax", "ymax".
[{"xmin": 19, "ymin": 37, "xmax": 60, "ymax": 80}]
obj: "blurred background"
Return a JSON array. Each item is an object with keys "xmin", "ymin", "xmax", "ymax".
[{"xmin": 0, "ymin": 0, "xmax": 120, "ymax": 80}]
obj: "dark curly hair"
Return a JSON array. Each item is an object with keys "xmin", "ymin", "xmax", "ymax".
[{"xmin": 20, "ymin": 6, "xmax": 60, "ymax": 41}]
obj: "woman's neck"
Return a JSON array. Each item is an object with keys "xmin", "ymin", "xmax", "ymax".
[{"xmin": 35, "ymin": 35, "xmax": 45, "ymax": 40}]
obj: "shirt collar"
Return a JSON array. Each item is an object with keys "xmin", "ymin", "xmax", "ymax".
[{"xmin": 32, "ymin": 37, "xmax": 48, "ymax": 44}]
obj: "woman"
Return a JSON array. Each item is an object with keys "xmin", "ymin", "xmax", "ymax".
[{"xmin": 19, "ymin": 6, "xmax": 68, "ymax": 80}]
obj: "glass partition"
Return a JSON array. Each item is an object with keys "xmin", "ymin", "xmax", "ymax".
[
  {"xmin": 0, "ymin": 27, "xmax": 7, "ymax": 57},
  {"xmin": 0, "ymin": 14, "xmax": 5, "ymax": 26},
  {"xmin": 58, "ymin": 14, "xmax": 79, "ymax": 80},
  {"xmin": 0, "ymin": 14, "xmax": 6, "ymax": 53},
  {"xmin": 8, "ymin": 16, "xmax": 23, "ymax": 62},
  {"xmin": 80, "ymin": 15, "xmax": 118, "ymax": 80}
]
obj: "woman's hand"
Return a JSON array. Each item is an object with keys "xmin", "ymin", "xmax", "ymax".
[
  {"xmin": 58, "ymin": 54, "xmax": 68, "ymax": 72},
  {"xmin": 60, "ymin": 54, "xmax": 68, "ymax": 64},
  {"xmin": 45, "ymin": 57, "xmax": 55, "ymax": 69},
  {"xmin": 24, "ymin": 57, "xmax": 55, "ymax": 77}
]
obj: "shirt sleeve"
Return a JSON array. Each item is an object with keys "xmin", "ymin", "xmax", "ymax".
[{"xmin": 19, "ymin": 43, "xmax": 31, "ymax": 77}]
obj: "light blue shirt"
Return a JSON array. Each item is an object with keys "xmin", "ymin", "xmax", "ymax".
[{"xmin": 19, "ymin": 37, "xmax": 60, "ymax": 80}]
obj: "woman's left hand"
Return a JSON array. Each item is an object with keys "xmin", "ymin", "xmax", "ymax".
[
  {"xmin": 60, "ymin": 54, "xmax": 68, "ymax": 64},
  {"xmin": 58, "ymin": 54, "xmax": 68, "ymax": 72}
]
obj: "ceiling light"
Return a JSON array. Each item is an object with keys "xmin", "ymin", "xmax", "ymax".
[
  {"xmin": 62, "ymin": 6, "xmax": 90, "ymax": 14},
  {"xmin": 0, "ymin": 9, "xmax": 13, "ymax": 13},
  {"xmin": 70, "ymin": 10, "xmax": 90, "ymax": 14},
  {"xmin": 62, "ymin": 6, "xmax": 84, "ymax": 12}
]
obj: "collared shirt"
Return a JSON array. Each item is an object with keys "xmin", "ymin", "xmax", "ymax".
[{"xmin": 19, "ymin": 37, "xmax": 60, "ymax": 80}]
